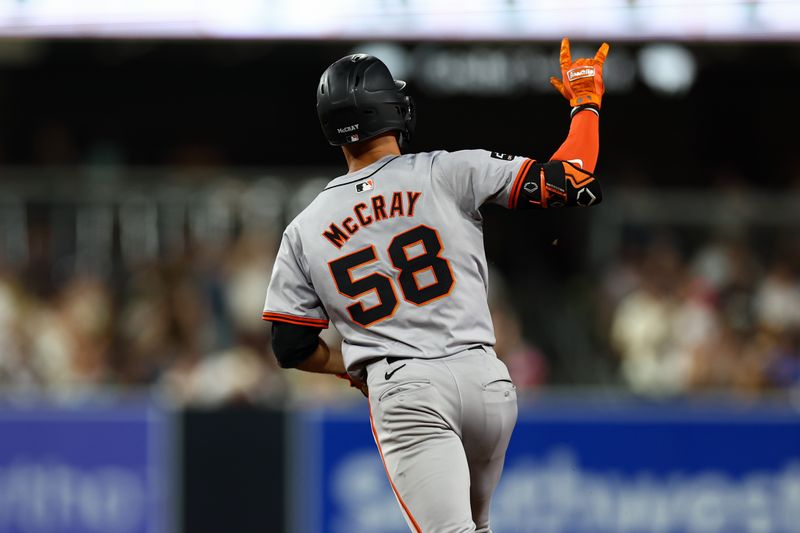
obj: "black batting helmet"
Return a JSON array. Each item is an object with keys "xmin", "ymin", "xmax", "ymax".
[{"xmin": 317, "ymin": 54, "xmax": 415, "ymax": 146}]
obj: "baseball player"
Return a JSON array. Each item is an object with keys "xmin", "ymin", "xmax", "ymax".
[{"xmin": 263, "ymin": 38, "xmax": 609, "ymax": 533}]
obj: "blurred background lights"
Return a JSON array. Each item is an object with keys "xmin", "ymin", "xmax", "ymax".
[
  {"xmin": 350, "ymin": 42, "xmax": 410, "ymax": 80},
  {"xmin": 638, "ymin": 43, "xmax": 697, "ymax": 96}
]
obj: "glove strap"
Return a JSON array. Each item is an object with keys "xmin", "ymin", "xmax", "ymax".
[
  {"xmin": 571, "ymin": 103, "xmax": 600, "ymax": 118},
  {"xmin": 569, "ymin": 93, "xmax": 602, "ymax": 108}
]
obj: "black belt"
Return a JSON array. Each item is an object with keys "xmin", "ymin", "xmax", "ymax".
[{"xmin": 365, "ymin": 346, "xmax": 486, "ymax": 377}]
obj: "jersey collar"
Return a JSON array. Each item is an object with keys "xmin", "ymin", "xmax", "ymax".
[{"xmin": 324, "ymin": 155, "xmax": 399, "ymax": 191}]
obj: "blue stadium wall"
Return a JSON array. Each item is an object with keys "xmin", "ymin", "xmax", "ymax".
[{"xmin": 0, "ymin": 395, "xmax": 799, "ymax": 533}]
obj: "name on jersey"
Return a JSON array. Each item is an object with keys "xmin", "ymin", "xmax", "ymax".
[{"xmin": 323, "ymin": 191, "xmax": 422, "ymax": 249}]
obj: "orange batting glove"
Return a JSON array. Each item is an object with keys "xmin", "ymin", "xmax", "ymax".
[{"xmin": 550, "ymin": 38, "xmax": 610, "ymax": 109}]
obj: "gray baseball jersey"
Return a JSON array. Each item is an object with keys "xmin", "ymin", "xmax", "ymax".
[
  {"xmin": 264, "ymin": 149, "xmax": 525, "ymax": 532},
  {"xmin": 262, "ymin": 150, "xmax": 530, "ymax": 371}
]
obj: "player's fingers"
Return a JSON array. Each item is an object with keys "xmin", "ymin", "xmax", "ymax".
[
  {"xmin": 559, "ymin": 37, "xmax": 572, "ymax": 69},
  {"xmin": 549, "ymin": 76, "xmax": 566, "ymax": 96},
  {"xmin": 594, "ymin": 42, "xmax": 610, "ymax": 65}
]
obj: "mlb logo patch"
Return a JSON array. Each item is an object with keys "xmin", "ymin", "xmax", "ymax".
[{"xmin": 355, "ymin": 179, "xmax": 374, "ymax": 193}]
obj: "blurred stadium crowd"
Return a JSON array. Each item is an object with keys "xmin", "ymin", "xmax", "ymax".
[
  {"xmin": 603, "ymin": 230, "xmax": 800, "ymax": 396},
  {"xmin": 0, "ymin": 228, "xmax": 301, "ymax": 404},
  {"xmin": 1, "ymin": 168, "xmax": 798, "ymax": 404}
]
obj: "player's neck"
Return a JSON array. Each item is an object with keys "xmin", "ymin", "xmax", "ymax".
[{"xmin": 342, "ymin": 133, "xmax": 401, "ymax": 174}]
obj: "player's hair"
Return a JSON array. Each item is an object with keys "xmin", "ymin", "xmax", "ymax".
[{"xmin": 317, "ymin": 54, "xmax": 415, "ymax": 147}]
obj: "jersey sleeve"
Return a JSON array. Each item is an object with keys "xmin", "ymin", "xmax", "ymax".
[
  {"xmin": 432, "ymin": 150, "xmax": 533, "ymax": 214},
  {"xmin": 262, "ymin": 226, "xmax": 329, "ymax": 329}
]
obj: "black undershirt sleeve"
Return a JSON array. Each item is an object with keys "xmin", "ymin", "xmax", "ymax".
[{"xmin": 271, "ymin": 322, "xmax": 322, "ymax": 368}]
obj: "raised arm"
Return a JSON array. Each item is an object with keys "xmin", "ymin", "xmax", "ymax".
[
  {"xmin": 549, "ymin": 38, "xmax": 608, "ymax": 172},
  {"xmin": 506, "ymin": 38, "xmax": 608, "ymax": 209},
  {"xmin": 551, "ymin": 111, "xmax": 599, "ymax": 173}
]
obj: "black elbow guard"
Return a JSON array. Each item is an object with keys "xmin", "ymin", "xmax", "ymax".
[
  {"xmin": 509, "ymin": 160, "xmax": 602, "ymax": 209},
  {"xmin": 271, "ymin": 322, "xmax": 322, "ymax": 368}
]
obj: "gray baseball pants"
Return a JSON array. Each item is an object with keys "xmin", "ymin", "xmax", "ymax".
[{"xmin": 366, "ymin": 346, "xmax": 518, "ymax": 533}]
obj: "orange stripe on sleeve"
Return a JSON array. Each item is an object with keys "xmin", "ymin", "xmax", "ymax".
[
  {"xmin": 507, "ymin": 158, "xmax": 534, "ymax": 209},
  {"xmin": 261, "ymin": 312, "xmax": 329, "ymax": 328}
]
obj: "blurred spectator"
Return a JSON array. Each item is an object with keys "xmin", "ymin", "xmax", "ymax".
[
  {"xmin": 160, "ymin": 344, "xmax": 283, "ymax": 406},
  {"xmin": 31, "ymin": 276, "xmax": 114, "ymax": 391},
  {"xmin": 489, "ymin": 268, "xmax": 548, "ymax": 392},
  {"xmin": 159, "ymin": 234, "xmax": 290, "ymax": 405},
  {"xmin": 754, "ymin": 261, "xmax": 800, "ymax": 332},
  {"xmin": 607, "ymin": 228, "xmax": 800, "ymax": 397},
  {"xmin": 610, "ymin": 239, "xmax": 698, "ymax": 395},
  {"xmin": 0, "ymin": 274, "xmax": 37, "ymax": 389},
  {"xmin": 492, "ymin": 302, "xmax": 548, "ymax": 393}
]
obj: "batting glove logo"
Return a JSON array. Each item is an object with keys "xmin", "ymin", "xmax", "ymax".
[{"xmin": 567, "ymin": 67, "xmax": 595, "ymax": 82}]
